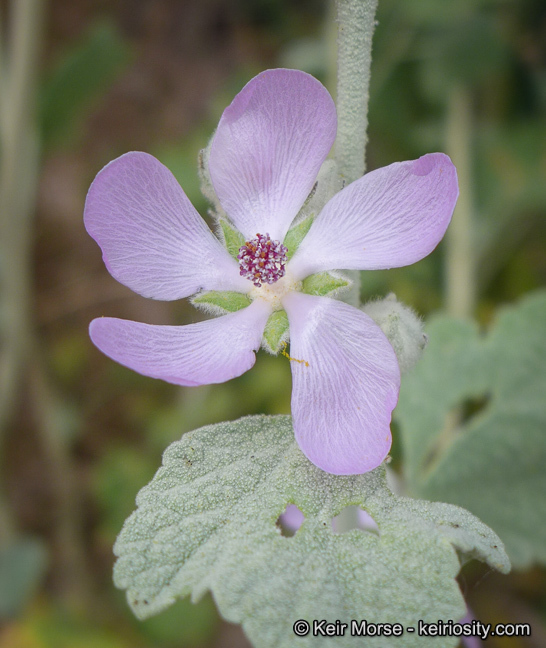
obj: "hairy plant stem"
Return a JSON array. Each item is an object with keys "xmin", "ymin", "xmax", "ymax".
[
  {"xmin": 333, "ymin": 0, "xmax": 378, "ymax": 525},
  {"xmin": 334, "ymin": 0, "xmax": 378, "ymax": 307},
  {"xmin": 445, "ymin": 86, "xmax": 476, "ymax": 319},
  {"xmin": 335, "ymin": 0, "xmax": 378, "ymax": 182}
]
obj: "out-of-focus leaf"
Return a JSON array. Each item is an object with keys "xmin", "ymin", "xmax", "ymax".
[
  {"xmin": 0, "ymin": 536, "xmax": 48, "ymax": 619},
  {"xmin": 114, "ymin": 415, "xmax": 508, "ymax": 647},
  {"xmin": 395, "ymin": 291, "xmax": 546, "ymax": 568},
  {"xmin": 39, "ymin": 23, "xmax": 130, "ymax": 148}
]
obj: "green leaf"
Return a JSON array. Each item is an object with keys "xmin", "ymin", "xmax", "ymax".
[
  {"xmin": 114, "ymin": 416, "xmax": 508, "ymax": 647},
  {"xmin": 192, "ymin": 291, "xmax": 252, "ymax": 315},
  {"xmin": 218, "ymin": 218, "xmax": 245, "ymax": 259},
  {"xmin": 395, "ymin": 291, "xmax": 546, "ymax": 568},
  {"xmin": 262, "ymin": 310, "xmax": 289, "ymax": 354},
  {"xmin": 39, "ymin": 23, "xmax": 130, "ymax": 148},
  {"xmin": 302, "ymin": 272, "xmax": 350, "ymax": 297},
  {"xmin": 283, "ymin": 215, "xmax": 314, "ymax": 260}
]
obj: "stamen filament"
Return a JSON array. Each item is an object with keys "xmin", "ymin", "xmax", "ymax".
[{"xmin": 280, "ymin": 341, "xmax": 309, "ymax": 367}]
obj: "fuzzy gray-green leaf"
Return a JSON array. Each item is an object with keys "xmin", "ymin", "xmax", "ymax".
[
  {"xmin": 396, "ymin": 291, "xmax": 546, "ymax": 568},
  {"xmin": 114, "ymin": 416, "xmax": 509, "ymax": 647}
]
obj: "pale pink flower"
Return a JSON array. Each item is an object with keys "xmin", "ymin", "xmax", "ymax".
[{"xmin": 85, "ymin": 69, "xmax": 458, "ymax": 475}]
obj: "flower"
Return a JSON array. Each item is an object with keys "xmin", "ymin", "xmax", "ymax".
[{"xmin": 85, "ymin": 69, "xmax": 458, "ymax": 475}]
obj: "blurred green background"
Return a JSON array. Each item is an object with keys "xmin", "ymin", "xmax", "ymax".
[{"xmin": 0, "ymin": 0, "xmax": 544, "ymax": 646}]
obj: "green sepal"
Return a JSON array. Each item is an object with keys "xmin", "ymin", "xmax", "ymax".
[
  {"xmin": 302, "ymin": 272, "xmax": 350, "ymax": 297},
  {"xmin": 282, "ymin": 215, "xmax": 314, "ymax": 260},
  {"xmin": 262, "ymin": 310, "xmax": 289, "ymax": 354},
  {"xmin": 191, "ymin": 291, "xmax": 251, "ymax": 315},
  {"xmin": 218, "ymin": 218, "xmax": 245, "ymax": 259}
]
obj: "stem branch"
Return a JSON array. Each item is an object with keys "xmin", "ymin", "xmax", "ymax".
[{"xmin": 445, "ymin": 86, "xmax": 476, "ymax": 319}]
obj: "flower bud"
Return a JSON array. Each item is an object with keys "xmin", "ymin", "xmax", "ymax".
[
  {"xmin": 198, "ymin": 136, "xmax": 227, "ymax": 218},
  {"xmin": 361, "ymin": 294, "xmax": 427, "ymax": 374}
]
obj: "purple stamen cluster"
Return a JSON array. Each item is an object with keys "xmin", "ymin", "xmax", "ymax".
[{"xmin": 237, "ymin": 233, "xmax": 288, "ymax": 287}]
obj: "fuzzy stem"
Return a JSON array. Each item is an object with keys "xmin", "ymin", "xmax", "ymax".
[
  {"xmin": 335, "ymin": 0, "xmax": 378, "ymax": 182},
  {"xmin": 445, "ymin": 86, "xmax": 476, "ymax": 319},
  {"xmin": 335, "ymin": 0, "xmax": 377, "ymax": 307},
  {"xmin": 334, "ymin": 0, "xmax": 378, "ymax": 307}
]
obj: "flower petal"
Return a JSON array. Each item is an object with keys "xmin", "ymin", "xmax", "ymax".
[
  {"xmin": 289, "ymin": 153, "xmax": 458, "ymax": 278},
  {"xmin": 89, "ymin": 300, "xmax": 271, "ymax": 386},
  {"xmin": 283, "ymin": 292, "xmax": 400, "ymax": 475},
  {"xmin": 208, "ymin": 69, "xmax": 337, "ymax": 241},
  {"xmin": 84, "ymin": 152, "xmax": 249, "ymax": 300}
]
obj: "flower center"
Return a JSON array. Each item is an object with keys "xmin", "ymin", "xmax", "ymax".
[{"xmin": 237, "ymin": 233, "xmax": 288, "ymax": 288}]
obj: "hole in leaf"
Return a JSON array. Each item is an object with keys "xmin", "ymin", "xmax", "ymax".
[
  {"xmin": 443, "ymin": 395, "xmax": 491, "ymax": 441},
  {"xmin": 423, "ymin": 393, "xmax": 491, "ymax": 472},
  {"xmin": 332, "ymin": 506, "xmax": 380, "ymax": 535},
  {"xmin": 458, "ymin": 394, "xmax": 491, "ymax": 425},
  {"xmin": 276, "ymin": 504, "xmax": 304, "ymax": 537}
]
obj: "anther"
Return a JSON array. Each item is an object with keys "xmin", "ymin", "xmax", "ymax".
[{"xmin": 237, "ymin": 233, "xmax": 288, "ymax": 288}]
